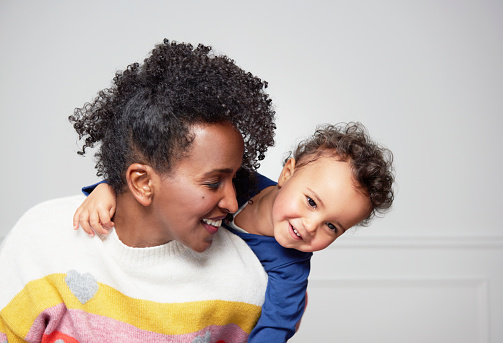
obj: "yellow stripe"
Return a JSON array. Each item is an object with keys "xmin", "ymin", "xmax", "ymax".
[
  {"xmin": 1, "ymin": 274, "xmax": 66, "ymax": 337},
  {"xmin": 1, "ymin": 274, "xmax": 261, "ymax": 336}
]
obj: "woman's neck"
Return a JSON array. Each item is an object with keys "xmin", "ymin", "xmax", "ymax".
[
  {"xmin": 114, "ymin": 193, "xmax": 171, "ymax": 248},
  {"xmin": 234, "ymin": 185, "xmax": 277, "ymax": 237}
]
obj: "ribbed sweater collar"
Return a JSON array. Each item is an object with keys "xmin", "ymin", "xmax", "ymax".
[{"xmin": 102, "ymin": 229, "xmax": 189, "ymax": 267}]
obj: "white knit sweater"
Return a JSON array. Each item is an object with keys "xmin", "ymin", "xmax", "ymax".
[{"xmin": 0, "ymin": 195, "xmax": 267, "ymax": 342}]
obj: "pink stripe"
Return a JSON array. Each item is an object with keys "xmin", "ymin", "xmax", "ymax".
[{"xmin": 26, "ymin": 304, "xmax": 249, "ymax": 342}]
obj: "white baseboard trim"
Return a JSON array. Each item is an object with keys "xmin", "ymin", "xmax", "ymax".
[{"xmin": 331, "ymin": 235, "xmax": 503, "ymax": 249}]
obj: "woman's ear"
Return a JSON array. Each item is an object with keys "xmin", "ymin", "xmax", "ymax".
[
  {"xmin": 277, "ymin": 158, "xmax": 296, "ymax": 188},
  {"xmin": 126, "ymin": 163, "xmax": 155, "ymax": 207}
]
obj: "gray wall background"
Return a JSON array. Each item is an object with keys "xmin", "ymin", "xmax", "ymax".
[
  {"xmin": 1, "ymin": 0, "xmax": 502, "ymax": 341},
  {"xmin": 2, "ymin": 0, "xmax": 501, "ymax": 239}
]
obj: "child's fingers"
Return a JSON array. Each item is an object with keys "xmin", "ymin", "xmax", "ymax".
[
  {"xmin": 74, "ymin": 207, "xmax": 95, "ymax": 236},
  {"xmin": 89, "ymin": 211, "xmax": 106, "ymax": 236},
  {"xmin": 108, "ymin": 205, "xmax": 116, "ymax": 228},
  {"xmin": 80, "ymin": 220, "xmax": 95, "ymax": 237},
  {"xmin": 76, "ymin": 210, "xmax": 95, "ymax": 237},
  {"xmin": 73, "ymin": 209, "xmax": 81, "ymax": 230},
  {"xmin": 96, "ymin": 207, "xmax": 114, "ymax": 233}
]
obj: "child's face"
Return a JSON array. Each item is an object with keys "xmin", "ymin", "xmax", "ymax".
[{"xmin": 272, "ymin": 156, "xmax": 371, "ymax": 252}]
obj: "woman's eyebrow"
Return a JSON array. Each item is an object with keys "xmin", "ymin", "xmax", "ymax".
[{"xmin": 202, "ymin": 168, "xmax": 234, "ymax": 176}]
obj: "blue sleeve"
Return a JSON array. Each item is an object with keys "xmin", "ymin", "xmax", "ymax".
[
  {"xmin": 81, "ymin": 180, "xmax": 107, "ymax": 196},
  {"xmin": 236, "ymin": 172, "xmax": 276, "ymax": 207},
  {"xmin": 248, "ymin": 259, "xmax": 310, "ymax": 342},
  {"xmin": 228, "ymin": 230, "xmax": 311, "ymax": 343},
  {"xmin": 255, "ymin": 172, "xmax": 276, "ymax": 192}
]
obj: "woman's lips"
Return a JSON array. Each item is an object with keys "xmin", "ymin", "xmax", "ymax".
[{"xmin": 201, "ymin": 218, "xmax": 224, "ymax": 235}]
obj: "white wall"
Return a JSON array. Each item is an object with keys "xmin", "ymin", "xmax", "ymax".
[{"xmin": 1, "ymin": 0, "xmax": 502, "ymax": 341}]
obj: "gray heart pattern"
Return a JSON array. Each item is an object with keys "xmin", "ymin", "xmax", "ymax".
[
  {"xmin": 192, "ymin": 331, "xmax": 211, "ymax": 343},
  {"xmin": 65, "ymin": 270, "xmax": 98, "ymax": 304}
]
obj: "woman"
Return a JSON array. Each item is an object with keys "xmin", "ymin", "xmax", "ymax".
[{"xmin": 0, "ymin": 39, "xmax": 275, "ymax": 342}]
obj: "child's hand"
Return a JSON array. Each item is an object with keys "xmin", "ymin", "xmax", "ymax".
[{"xmin": 73, "ymin": 183, "xmax": 116, "ymax": 237}]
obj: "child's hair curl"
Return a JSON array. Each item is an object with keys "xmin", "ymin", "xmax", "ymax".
[
  {"xmin": 69, "ymin": 39, "xmax": 276, "ymax": 197},
  {"xmin": 285, "ymin": 122, "xmax": 394, "ymax": 226}
]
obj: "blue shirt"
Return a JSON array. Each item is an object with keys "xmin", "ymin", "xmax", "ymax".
[{"xmin": 226, "ymin": 173, "xmax": 313, "ymax": 342}]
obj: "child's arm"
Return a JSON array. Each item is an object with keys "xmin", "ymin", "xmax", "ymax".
[
  {"xmin": 73, "ymin": 183, "xmax": 117, "ymax": 237},
  {"xmin": 224, "ymin": 227, "xmax": 311, "ymax": 342},
  {"xmin": 249, "ymin": 261, "xmax": 310, "ymax": 342}
]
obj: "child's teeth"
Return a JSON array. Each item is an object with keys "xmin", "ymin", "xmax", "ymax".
[{"xmin": 293, "ymin": 228, "xmax": 301, "ymax": 237}]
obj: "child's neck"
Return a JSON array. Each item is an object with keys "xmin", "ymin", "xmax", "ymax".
[{"xmin": 233, "ymin": 185, "xmax": 278, "ymax": 237}]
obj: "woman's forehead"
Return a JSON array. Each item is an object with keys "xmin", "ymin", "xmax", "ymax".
[{"xmin": 172, "ymin": 121, "xmax": 244, "ymax": 174}]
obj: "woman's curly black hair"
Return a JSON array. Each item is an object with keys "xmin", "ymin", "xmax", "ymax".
[
  {"xmin": 285, "ymin": 122, "xmax": 395, "ymax": 226},
  {"xmin": 69, "ymin": 39, "xmax": 276, "ymax": 197}
]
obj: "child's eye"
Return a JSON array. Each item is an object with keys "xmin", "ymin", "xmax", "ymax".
[
  {"xmin": 306, "ymin": 196, "xmax": 317, "ymax": 208},
  {"xmin": 326, "ymin": 223, "xmax": 338, "ymax": 233}
]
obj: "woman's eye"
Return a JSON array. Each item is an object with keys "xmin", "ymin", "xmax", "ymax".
[
  {"xmin": 307, "ymin": 196, "xmax": 317, "ymax": 208},
  {"xmin": 206, "ymin": 182, "xmax": 221, "ymax": 190}
]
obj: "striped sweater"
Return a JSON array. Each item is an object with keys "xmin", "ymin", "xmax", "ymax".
[{"xmin": 0, "ymin": 195, "xmax": 267, "ymax": 343}]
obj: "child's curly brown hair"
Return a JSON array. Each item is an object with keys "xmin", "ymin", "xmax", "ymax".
[
  {"xmin": 285, "ymin": 122, "xmax": 394, "ymax": 226},
  {"xmin": 69, "ymin": 39, "xmax": 276, "ymax": 198}
]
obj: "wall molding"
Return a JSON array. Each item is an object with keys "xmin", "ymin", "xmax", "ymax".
[
  {"xmin": 308, "ymin": 277, "xmax": 490, "ymax": 343},
  {"xmin": 309, "ymin": 276, "xmax": 488, "ymax": 288},
  {"xmin": 331, "ymin": 235, "xmax": 503, "ymax": 249}
]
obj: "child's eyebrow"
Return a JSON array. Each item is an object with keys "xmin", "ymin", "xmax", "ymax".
[{"xmin": 307, "ymin": 187, "xmax": 324, "ymax": 207}]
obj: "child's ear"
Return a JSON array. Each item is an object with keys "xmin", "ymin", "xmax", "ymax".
[
  {"xmin": 277, "ymin": 158, "xmax": 296, "ymax": 187},
  {"xmin": 126, "ymin": 163, "xmax": 155, "ymax": 206}
]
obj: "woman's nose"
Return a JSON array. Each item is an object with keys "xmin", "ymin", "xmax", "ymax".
[{"xmin": 219, "ymin": 181, "xmax": 238, "ymax": 213}]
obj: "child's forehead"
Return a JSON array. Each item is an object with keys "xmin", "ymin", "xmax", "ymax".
[
  {"xmin": 296, "ymin": 154, "xmax": 347, "ymax": 170},
  {"xmin": 293, "ymin": 156, "xmax": 372, "ymax": 210},
  {"xmin": 295, "ymin": 156, "xmax": 366, "ymax": 192}
]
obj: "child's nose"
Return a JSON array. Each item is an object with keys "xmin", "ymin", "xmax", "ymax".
[{"xmin": 303, "ymin": 220, "xmax": 318, "ymax": 234}]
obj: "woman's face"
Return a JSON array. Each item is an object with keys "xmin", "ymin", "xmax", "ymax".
[{"xmin": 151, "ymin": 121, "xmax": 244, "ymax": 252}]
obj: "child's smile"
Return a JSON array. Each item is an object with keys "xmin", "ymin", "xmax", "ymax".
[
  {"xmin": 272, "ymin": 156, "xmax": 372, "ymax": 252},
  {"xmin": 289, "ymin": 222, "xmax": 304, "ymax": 240}
]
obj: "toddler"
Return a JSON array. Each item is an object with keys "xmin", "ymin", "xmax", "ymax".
[{"xmin": 74, "ymin": 122, "xmax": 394, "ymax": 342}]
